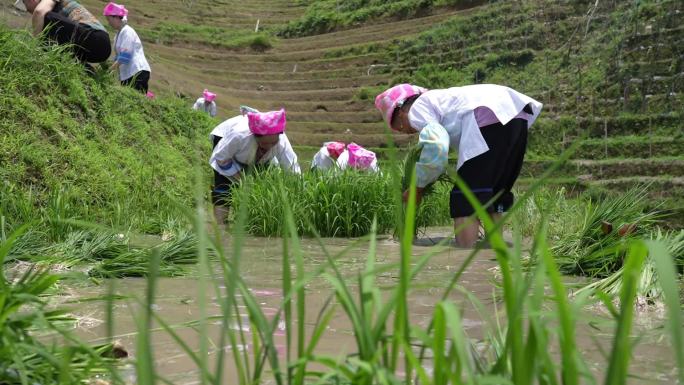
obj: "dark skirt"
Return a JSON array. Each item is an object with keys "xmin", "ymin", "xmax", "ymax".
[
  {"xmin": 449, "ymin": 118, "xmax": 528, "ymax": 218},
  {"xmin": 121, "ymin": 71, "xmax": 151, "ymax": 94},
  {"xmin": 211, "ymin": 135, "xmax": 235, "ymax": 207}
]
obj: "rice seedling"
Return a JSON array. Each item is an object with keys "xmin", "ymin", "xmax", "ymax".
[
  {"xmin": 88, "ymin": 230, "xmax": 201, "ymax": 278},
  {"xmin": 552, "ymin": 184, "xmax": 664, "ymax": 277},
  {"xmin": 6, "ymin": 226, "xmax": 202, "ymax": 278},
  {"xmin": 576, "ymin": 228, "xmax": 684, "ymax": 302},
  {"xmin": 230, "ymin": 167, "xmax": 450, "ymax": 237}
]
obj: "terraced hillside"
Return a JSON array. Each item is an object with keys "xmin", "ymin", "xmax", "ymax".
[{"xmin": 2, "ymin": 0, "xmax": 682, "ymax": 224}]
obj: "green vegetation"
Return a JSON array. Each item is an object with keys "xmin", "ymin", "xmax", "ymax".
[
  {"xmin": 515, "ymin": 185, "xmax": 684, "ymax": 302},
  {"xmin": 0, "ymin": 227, "xmax": 121, "ymax": 384},
  {"xmin": 5, "ymin": 227, "xmax": 201, "ymax": 278},
  {"xmin": 0, "ymin": 27, "xmax": 211, "ymax": 239},
  {"xmin": 230, "ymin": 168, "xmax": 451, "ymax": 237},
  {"xmin": 2, "ymin": 4, "xmax": 684, "ymax": 383},
  {"xmin": 386, "ymin": 0, "xmax": 683, "ymax": 115},
  {"xmin": 138, "ymin": 22, "xmax": 274, "ymax": 50},
  {"xmin": 279, "ymin": 0, "xmax": 483, "ymax": 37},
  {"xmin": 125, "ymin": 168, "xmax": 684, "ymax": 385}
]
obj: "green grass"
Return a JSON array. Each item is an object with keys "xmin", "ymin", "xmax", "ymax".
[
  {"xmin": 0, "ymin": 26, "xmax": 212, "ymax": 239},
  {"xmin": 0, "ymin": 226, "xmax": 121, "ymax": 384},
  {"xmin": 384, "ymin": 0, "xmax": 683, "ymax": 119},
  {"xmin": 137, "ymin": 22, "xmax": 274, "ymax": 50},
  {"xmin": 278, "ymin": 0, "xmax": 482, "ymax": 37}
]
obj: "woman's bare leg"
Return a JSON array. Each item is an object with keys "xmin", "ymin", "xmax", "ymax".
[{"xmin": 454, "ymin": 216, "xmax": 480, "ymax": 248}]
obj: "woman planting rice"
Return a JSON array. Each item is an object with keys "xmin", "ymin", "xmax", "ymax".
[
  {"xmin": 375, "ymin": 84, "xmax": 542, "ymax": 247},
  {"xmin": 193, "ymin": 89, "xmax": 218, "ymax": 117},
  {"xmin": 103, "ymin": 2, "xmax": 151, "ymax": 93},
  {"xmin": 337, "ymin": 143, "xmax": 379, "ymax": 172},
  {"xmin": 209, "ymin": 108, "xmax": 301, "ymax": 225},
  {"xmin": 311, "ymin": 142, "xmax": 379, "ymax": 172}
]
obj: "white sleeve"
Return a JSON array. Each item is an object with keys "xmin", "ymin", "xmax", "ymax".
[
  {"xmin": 210, "ymin": 130, "xmax": 244, "ymax": 171},
  {"xmin": 116, "ymin": 27, "xmax": 136, "ymax": 56},
  {"xmin": 336, "ymin": 151, "xmax": 349, "ymax": 169},
  {"xmin": 275, "ymin": 135, "xmax": 301, "ymax": 174},
  {"xmin": 210, "ymin": 102, "xmax": 217, "ymax": 117},
  {"xmin": 370, "ymin": 157, "xmax": 379, "ymax": 173},
  {"xmin": 192, "ymin": 99, "xmax": 203, "ymax": 110},
  {"xmin": 408, "ymin": 95, "xmax": 442, "ymax": 129},
  {"xmin": 311, "ymin": 148, "xmax": 330, "ymax": 170},
  {"xmin": 415, "ymin": 122, "xmax": 450, "ymax": 188}
]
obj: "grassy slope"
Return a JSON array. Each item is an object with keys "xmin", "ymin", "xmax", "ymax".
[{"xmin": 0, "ymin": 27, "xmax": 211, "ymax": 235}]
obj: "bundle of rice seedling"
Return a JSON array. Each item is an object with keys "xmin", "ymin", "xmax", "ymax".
[
  {"xmin": 575, "ymin": 228, "xmax": 684, "ymax": 302},
  {"xmin": 154, "ymin": 230, "xmax": 200, "ymax": 266},
  {"xmin": 88, "ymin": 232, "xmax": 200, "ymax": 278},
  {"xmin": 553, "ymin": 185, "xmax": 664, "ymax": 277}
]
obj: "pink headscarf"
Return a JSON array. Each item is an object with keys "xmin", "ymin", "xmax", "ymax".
[
  {"xmin": 374, "ymin": 84, "xmax": 427, "ymax": 130},
  {"xmin": 325, "ymin": 142, "xmax": 346, "ymax": 159},
  {"xmin": 103, "ymin": 2, "xmax": 128, "ymax": 17},
  {"xmin": 202, "ymin": 89, "xmax": 216, "ymax": 102},
  {"xmin": 347, "ymin": 143, "xmax": 376, "ymax": 169},
  {"xmin": 248, "ymin": 109, "xmax": 286, "ymax": 135}
]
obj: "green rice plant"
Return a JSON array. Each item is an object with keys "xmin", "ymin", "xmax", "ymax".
[
  {"xmin": 231, "ymin": 168, "xmax": 450, "ymax": 237},
  {"xmin": 512, "ymin": 186, "xmax": 582, "ymax": 239},
  {"xmin": 6, "ymin": 226, "xmax": 201, "ymax": 278},
  {"xmin": 88, "ymin": 231, "xmax": 200, "ymax": 278}
]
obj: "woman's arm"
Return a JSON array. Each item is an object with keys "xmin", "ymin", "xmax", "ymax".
[
  {"xmin": 211, "ymin": 130, "xmax": 243, "ymax": 167},
  {"xmin": 31, "ymin": 0, "xmax": 56, "ymax": 36},
  {"xmin": 275, "ymin": 135, "xmax": 301, "ymax": 174},
  {"xmin": 415, "ymin": 122, "xmax": 450, "ymax": 188}
]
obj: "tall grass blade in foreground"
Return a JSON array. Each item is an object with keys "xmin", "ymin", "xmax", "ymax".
[{"xmin": 647, "ymin": 241, "xmax": 684, "ymax": 384}]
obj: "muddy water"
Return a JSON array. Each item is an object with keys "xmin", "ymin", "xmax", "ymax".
[{"xmin": 68, "ymin": 229, "xmax": 677, "ymax": 384}]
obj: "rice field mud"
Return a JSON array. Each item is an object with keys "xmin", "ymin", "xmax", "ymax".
[{"xmin": 58, "ymin": 231, "xmax": 677, "ymax": 385}]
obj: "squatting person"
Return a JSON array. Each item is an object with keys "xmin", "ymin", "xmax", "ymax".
[
  {"xmin": 17, "ymin": 0, "xmax": 111, "ymax": 66},
  {"xmin": 375, "ymin": 83, "xmax": 542, "ymax": 247},
  {"xmin": 209, "ymin": 107, "xmax": 301, "ymax": 225},
  {"xmin": 193, "ymin": 89, "xmax": 218, "ymax": 117}
]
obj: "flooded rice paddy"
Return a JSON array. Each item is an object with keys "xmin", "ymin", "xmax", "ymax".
[{"xmin": 63, "ymin": 229, "xmax": 678, "ymax": 384}]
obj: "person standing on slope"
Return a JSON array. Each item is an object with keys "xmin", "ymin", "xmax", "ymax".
[
  {"xmin": 375, "ymin": 84, "xmax": 542, "ymax": 247},
  {"xmin": 103, "ymin": 2, "xmax": 151, "ymax": 93}
]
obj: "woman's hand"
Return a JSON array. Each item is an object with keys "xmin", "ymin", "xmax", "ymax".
[{"xmin": 402, "ymin": 187, "xmax": 424, "ymax": 205}]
